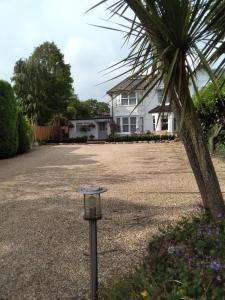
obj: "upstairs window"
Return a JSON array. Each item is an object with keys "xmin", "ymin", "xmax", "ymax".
[
  {"xmin": 120, "ymin": 92, "xmax": 137, "ymax": 105},
  {"xmin": 121, "ymin": 92, "xmax": 129, "ymax": 105},
  {"xmin": 156, "ymin": 89, "xmax": 164, "ymax": 104},
  {"xmin": 129, "ymin": 92, "xmax": 137, "ymax": 105}
]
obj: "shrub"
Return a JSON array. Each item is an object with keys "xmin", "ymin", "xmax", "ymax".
[
  {"xmin": 45, "ymin": 136, "xmax": 88, "ymax": 143},
  {"xmin": 0, "ymin": 80, "xmax": 18, "ymax": 158},
  {"xmin": 106, "ymin": 134, "xmax": 175, "ymax": 143},
  {"xmin": 100, "ymin": 211, "xmax": 225, "ymax": 300},
  {"xmin": 17, "ymin": 110, "xmax": 33, "ymax": 154}
]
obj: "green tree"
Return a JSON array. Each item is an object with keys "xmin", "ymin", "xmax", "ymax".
[
  {"xmin": 0, "ymin": 80, "xmax": 18, "ymax": 158},
  {"xmin": 194, "ymin": 77, "xmax": 225, "ymax": 152},
  {"xmin": 12, "ymin": 42, "xmax": 74, "ymax": 124},
  {"xmin": 76, "ymin": 99, "xmax": 110, "ymax": 118},
  {"xmin": 91, "ymin": 0, "xmax": 225, "ymax": 219}
]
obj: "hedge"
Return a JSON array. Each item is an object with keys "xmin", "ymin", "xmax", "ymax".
[
  {"xmin": 106, "ymin": 134, "xmax": 175, "ymax": 143},
  {"xmin": 44, "ymin": 136, "xmax": 88, "ymax": 144},
  {"xmin": 0, "ymin": 80, "xmax": 18, "ymax": 158}
]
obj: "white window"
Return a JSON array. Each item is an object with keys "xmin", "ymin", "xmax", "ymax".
[
  {"xmin": 121, "ymin": 92, "xmax": 129, "ymax": 105},
  {"xmin": 120, "ymin": 92, "xmax": 137, "ymax": 106},
  {"xmin": 129, "ymin": 92, "xmax": 136, "ymax": 105},
  {"xmin": 152, "ymin": 116, "xmax": 156, "ymax": 131},
  {"xmin": 136, "ymin": 91, "xmax": 144, "ymax": 105},
  {"xmin": 122, "ymin": 117, "xmax": 129, "ymax": 132},
  {"xmin": 157, "ymin": 89, "xmax": 163, "ymax": 104},
  {"xmin": 130, "ymin": 117, "xmax": 137, "ymax": 133},
  {"xmin": 76, "ymin": 123, "xmax": 83, "ymax": 131},
  {"xmin": 121, "ymin": 117, "xmax": 137, "ymax": 133}
]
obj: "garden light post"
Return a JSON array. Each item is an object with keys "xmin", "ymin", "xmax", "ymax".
[{"xmin": 76, "ymin": 186, "xmax": 107, "ymax": 300}]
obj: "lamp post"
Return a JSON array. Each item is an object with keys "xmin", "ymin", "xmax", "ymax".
[{"xmin": 76, "ymin": 186, "xmax": 107, "ymax": 300}]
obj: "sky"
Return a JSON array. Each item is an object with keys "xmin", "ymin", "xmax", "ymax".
[{"xmin": 0, "ymin": 0, "xmax": 131, "ymax": 102}]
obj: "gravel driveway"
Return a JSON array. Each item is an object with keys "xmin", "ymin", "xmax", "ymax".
[{"xmin": 0, "ymin": 142, "xmax": 224, "ymax": 299}]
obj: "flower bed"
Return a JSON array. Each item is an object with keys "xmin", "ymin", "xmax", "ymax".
[{"xmin": 100, "ymin": 211, "xmax": 225, "ymax": 299}]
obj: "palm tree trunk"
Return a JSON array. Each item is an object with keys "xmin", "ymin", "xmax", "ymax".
[
  {"xmin": 172, "ymin": 91, "xmax": 225, "ymax": 219},
  {"xmin": 171, "ymin": 101, "xmax": 209, "ymax": 208}
]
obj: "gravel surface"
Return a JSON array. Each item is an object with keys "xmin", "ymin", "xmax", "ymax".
[{"xmin": 0, "ymin": 142, "xmax": 224, "ymax": 300}]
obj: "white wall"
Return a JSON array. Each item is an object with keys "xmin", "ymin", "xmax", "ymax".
[{"xmin": 69, "ymin": 120, "xmax": 98, "ymax": 139}]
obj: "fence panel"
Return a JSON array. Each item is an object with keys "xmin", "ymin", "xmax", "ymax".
[{"xmin": 32, "ymin": 125, "xmax": 67, "ymax": 142}]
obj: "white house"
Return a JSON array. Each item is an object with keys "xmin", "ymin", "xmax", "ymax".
[
  {"xmin": 107, "ymin": 70, "xmax": 210, "ymax": 136},
  {"xmin": 69, "ymin": 69, "xmax": 210, "ymax": 139}
]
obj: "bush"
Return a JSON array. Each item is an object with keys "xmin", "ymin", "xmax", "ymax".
[
  {"xmin": 100, "ymin": 211, "xmax": 225, "ymax": 300},
  {"xmin": 106, "ymin": 134, "xmax": 175, "ymax": 143},
  {"xmin": 45, "ymin": 136, "xmax": 88, "ymax": 143},
  {"xmin": 17, "ymin": 110, "xmax": 33, "ymax": 154},
  {"xmin": 0, "ymin": 80, "xmax": 18, "ymax": 158}
]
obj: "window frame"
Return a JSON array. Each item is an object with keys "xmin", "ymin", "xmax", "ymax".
[
  {"xmin": 120, "ymin": 91, "xmax": 137, "ymax": 106},
  {"xmin": 122, "ymin": 117, "xmax": 129, "ymax": 133},
  {"xmin": 121, "ymin": 116, "xmax": 137, "ymax": 133}
]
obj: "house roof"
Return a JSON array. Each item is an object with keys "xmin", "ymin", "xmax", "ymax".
[
  {"xmin": 148, "ymin": 105, "xmax": 171, "ymax": 114},
  {"xmin": 107, "ymin": 75, "xmax": 151, "ymax": 95}
]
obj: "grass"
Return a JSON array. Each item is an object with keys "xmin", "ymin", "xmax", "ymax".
[{"xmin": 99, "ymin": 210, "xmax": 225, "ymax": 300}]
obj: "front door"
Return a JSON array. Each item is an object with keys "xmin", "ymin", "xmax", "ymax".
[{"xmin": 98, "ymin": 122, "xmax": 107, "ymax": 140}]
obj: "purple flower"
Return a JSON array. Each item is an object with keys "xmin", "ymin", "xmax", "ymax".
[{"xmin": 210, "ymin": 261, "xmax": 221, "ymax": 272}]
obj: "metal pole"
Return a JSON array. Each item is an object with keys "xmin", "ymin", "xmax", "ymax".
[{"xmin": 89, "ymin": 219, "xmax": 98, "ymax": 300}]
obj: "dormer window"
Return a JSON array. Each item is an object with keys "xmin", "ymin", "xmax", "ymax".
[{"xmin": 121, "ymin": 92, "xmax": 137, "ymax": 106}]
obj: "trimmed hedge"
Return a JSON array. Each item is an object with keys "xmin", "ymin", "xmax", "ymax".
[
  {"xmin": 106, "ymin": 134, "xmax": 175, "ymax": 143},
  {"xmin": 0, "ymin": 80, "xmax": 18, "ymax": 158},
  {"xmin": 45, "ymin": 136, "xmax": 88, "ymax": 144},
  {"xmin": 17, "ymin": 110, "xmax": 33, "ymax": 154}
]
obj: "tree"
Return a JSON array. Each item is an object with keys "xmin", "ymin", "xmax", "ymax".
[
  {"xmin": 91, "ymin": 0, "xmax": 225, "ymax": 219},
  {"xmin": 194, "ymin": 76, "xmax": 225, "ymax": 153},
  {"xmin": 0, "ymin": 80, "xmax": 18, "ymax": 158},
  {"xmin": 78, "ymin": 99, "xmax": 110, "ymax": 118},
  {"xmin": 12, "ymin": 42, "xmax": 74, "ymax": 125}
]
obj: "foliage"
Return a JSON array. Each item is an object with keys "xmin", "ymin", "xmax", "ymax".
[
  {"xmin": 17, "ymin": 110, "xmax": 33, "ymax": 154},
  {"xmin": 76, "ymin": 98, "xmax": 110, "ymax": 119},
  {"xmin": 44, "ymin": 137, "xmax": 88, "ymax": 144},
  {"xmin": 12, "ymin": 41, "xmax": 74, "ymax": 125},
  {"xmin": 106, "ymin": 134, "xmax": 175, "ymax": 143},
  {"xmin": 100, "ymin": 211, "xmax": 225, "ymax": 300},
  {"xmin": 193, "ymin": 76, "xmax": 225, "ymax": 134},
  {"xmin": 0, "ymin": 80, "xmax": 18, "ymax": 158}
]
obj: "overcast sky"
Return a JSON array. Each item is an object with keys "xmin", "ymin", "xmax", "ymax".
[{"xmin": 0, "ymin": 0, "xmax": 131, "ymax": 102}]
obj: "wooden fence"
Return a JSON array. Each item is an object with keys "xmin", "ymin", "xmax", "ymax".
[{"xmin": 32, "ymin": 125, "xmax": 68, "ymax": 142}]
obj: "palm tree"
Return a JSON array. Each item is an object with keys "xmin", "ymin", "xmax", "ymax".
[{"xmin": 90, "ymin": 0, "xmax": 225, "ymax": 219}]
